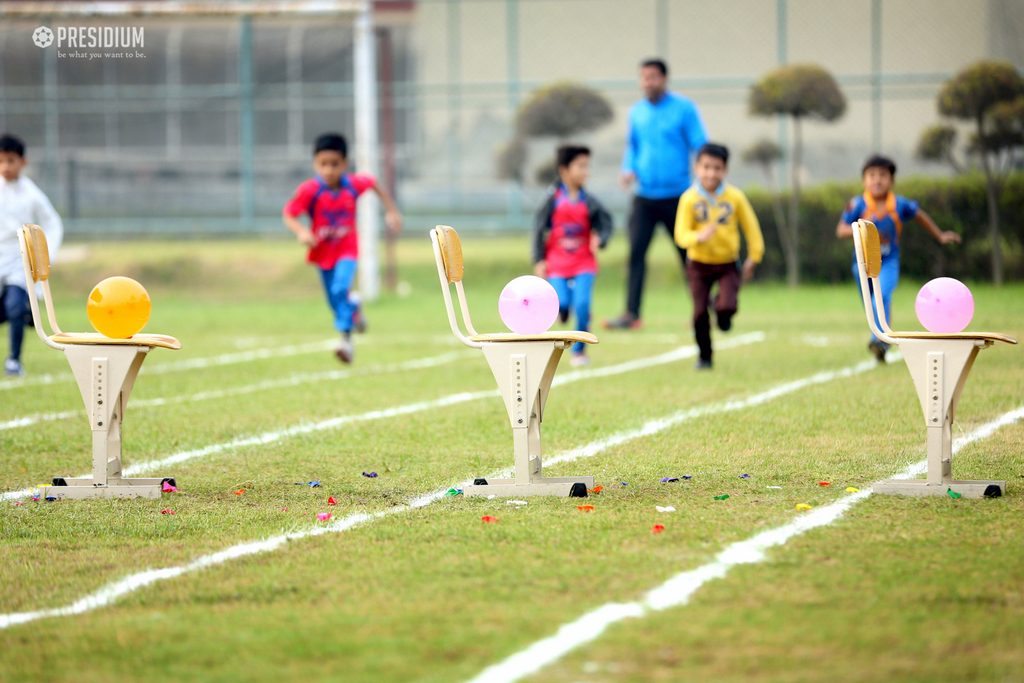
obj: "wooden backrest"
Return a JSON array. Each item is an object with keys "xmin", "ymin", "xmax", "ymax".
[
  {"xmin": 858, "ymin": 220, "xmax": 882, "ymax": 279},
  {"xmin": 21, "ymin": 224, "xmax": 50, "ymax": 282},
  {"xmin": 435, "ymin": 225, "xmax": 464, "ymax": 283}
]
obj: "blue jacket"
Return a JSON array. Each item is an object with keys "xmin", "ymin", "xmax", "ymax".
[{"xmin": 621, "ymin": 92, "xmax": 708, "ymax": 200}]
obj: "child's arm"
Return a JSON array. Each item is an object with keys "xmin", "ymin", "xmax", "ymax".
[
  {"xmin": 736, "ymin": 193, "xmax": 764, "ymax": 283},
  {"xmin": 913, "ymin": 209, "xmax": 961, "ymax": 245},
  {"xmin": 371, "ymin": 182, "xmax": 403, "ymax": 234},
  {"xmin": 836, "ymin": 220, "xmax": 854, "ymax": 239},
  {"xmin": 33, "ymin": 188, "xmax": 64, "ymax": 256},
  {"xmin": 532, "ymin": 194, "xmax": 555, "ymax": 278},
  {"xmin": 589, "ymin": 196, "xmax": 613, "ymax": 252},
  {"xmin": 673, "ymin": 194, "xmax": 696, "ymax": 250},
  {"xmin": 282, "ymin": 210, "xmax": 317, "ymax": 248}
]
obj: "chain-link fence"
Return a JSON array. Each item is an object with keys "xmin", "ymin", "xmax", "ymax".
[{"xmin": 1, "ymin": 0, "xmax": 1022, "ymax": 238}]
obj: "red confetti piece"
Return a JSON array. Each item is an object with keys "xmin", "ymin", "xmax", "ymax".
[
  {"xmin": 818, "ymin": 482, "xmax": 831, "ymax": 486},
  {"xmin": 160, "ymin": 509, "xmax": 175, "ymax": 515},
  {"xmin": 316, "ymin": 512, "xmax": 332, "ymax": 521},
  {"xmin": 13, "ymin": 502, "xmax": 23, "ymax": 506},
  {"xmin": 589, "ymin": 486, "xmax": 603, "ymax": 494},
  {"xmin": 481, "ymin": 516, "xmax": 499, "ymax": 523},
  {"xmin": 651, "ymin": 524, "xmax": 665, "ymax": 534},
  {"xmin": 281, "ymin": 507, "xmax": 288, "ymax": 512},
  {"xmin": 577, "ymin": 505, "xmax": 595, "ymax": 511},
  {"xmin": 327, "ymin": 496, "xmax": 337, "ymax": 505},
  {"xmin": 234, "ymin": 489, "xmax": 245, "ymax": 495},
  {"xmin": 162, "ymin": 481, "xmax": 177, "ymax": 493}
]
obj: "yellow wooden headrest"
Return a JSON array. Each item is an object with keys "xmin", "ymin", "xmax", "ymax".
[
  {"xmin": 436, "ymin": 225, "xmax": 464, "ymax": 283},
  {"xmin": 21, "ymin": 224, "xmax": 50, "ymax": 282},
  {"xmin": 859, "ymin": 220, "xmax": 881, "ymax": 279}
]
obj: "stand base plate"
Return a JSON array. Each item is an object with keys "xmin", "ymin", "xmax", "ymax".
[{"xmin": 873, "ymin": 479, "xmax": 1004, "ymax": 499}]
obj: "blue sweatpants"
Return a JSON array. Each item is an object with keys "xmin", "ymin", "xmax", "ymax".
[
  {"xmin": 319, "ymin": 258, "xmax": 358, "ymax": 334},
  {"xmin": 853, "ymin": 257, "xmax": 899, "ymax": 342},
  {"xmin": 0, "ymin": 284, "xmax": 30, "ymax": 361},
  {"xmin": 548, "ymin": 272, "xmax": 595, "ymax": 354}
]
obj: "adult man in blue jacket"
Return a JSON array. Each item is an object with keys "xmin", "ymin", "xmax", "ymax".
[{"xmin": 605, "ymin": 59, "xmax": 707, "ymax": 330}]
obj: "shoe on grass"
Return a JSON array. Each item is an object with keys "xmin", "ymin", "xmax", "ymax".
[
  {"xmin": 868, "ymin": 339, "xmax": 888, "ymax": 363},
  {"xmin": 4, "ymin": 358, "xmax": 25, "ymax": 377},
  {"xmin": 558, "ymin": 308, "xmax": 570, "ymax": 324},
  {"xmin": 570, "ymin": 352, "xmax": 591, "ymax": 367},
  {"xmin": 335, "ymin": 337, "xmax": 355, "ymax": 364},
  {"xmin": 694, "ymin": 359, "xmax": 713, "ymax": 371},
  {"xmin": 602, "ymin": 313, "xmax": 642, "ymax": 330},
  {"xmin": 350, "ymin": 293, "xmax": 367, "ymax": 334}
]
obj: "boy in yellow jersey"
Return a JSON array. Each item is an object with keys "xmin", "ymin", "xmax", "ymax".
[{"xmin": 674, "ymin": 143, "xmax": 763, "ymax": 369}]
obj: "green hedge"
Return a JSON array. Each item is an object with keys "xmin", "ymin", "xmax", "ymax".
[{"xmin": 745, "ymin": 172, "xmax": 1024, "ymax": 283}]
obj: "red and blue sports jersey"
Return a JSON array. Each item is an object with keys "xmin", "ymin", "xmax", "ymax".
[
  {"xmin": 545, "ymin": 184, "xmax": 597, "ymax": 278},
  {"xmin": 841, "ymin": 191, "xmax": 918, "ymax": 262},
  {"xmin": 284, "ymin": 173, "xmax": 376, "ymax": 269}
]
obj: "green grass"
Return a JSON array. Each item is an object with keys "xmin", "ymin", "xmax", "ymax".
[{"xmin": 1, "ymin": 234, "xmax": 1022, "ymax": 682}]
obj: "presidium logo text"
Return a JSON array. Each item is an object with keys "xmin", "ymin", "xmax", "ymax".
[{"xmin": 33, "ymin": 25, "xmax": 145, "ymax": 58}]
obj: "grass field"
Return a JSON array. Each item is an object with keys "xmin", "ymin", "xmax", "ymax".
[{"xmin": 1, "ymin": 233, "xmax": 1022, "ymax": 683}]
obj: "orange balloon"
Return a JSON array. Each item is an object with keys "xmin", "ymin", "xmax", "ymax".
[{"xmin": 86, "ymin": 276, "xmax": 152, "ymax": 338}]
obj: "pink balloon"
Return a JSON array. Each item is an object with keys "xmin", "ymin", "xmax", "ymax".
[
  {"xmin": 498, "ymin": 276, "xmax": 559, "ymax": 334},
  {"xmin": 915, "ymin": 277, "xmax": 974, "ymax": 333}
]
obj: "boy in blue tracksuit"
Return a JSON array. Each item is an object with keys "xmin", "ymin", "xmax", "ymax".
[{"xmin": 836, "ymin": 155, "xmax": 961, "ymax": 362}]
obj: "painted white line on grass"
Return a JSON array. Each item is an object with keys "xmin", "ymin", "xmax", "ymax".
[
  {"xmin": 0, "ymin": 351, "xmax": 471, "ymax": 432},
  {"xmin": 0, "ymin": 344, "xmax": 922, "ymax": 631},
  {"xmin": 463, "ymin": 405, "xmax": 1024, "ymax": 683},
  {"xmin": 0, "ymin": 334, "xmax": 765, "ymax": 502},
  {"xmin": 0, "ymin": 338, "xmax": 346, "ymax": 392}
]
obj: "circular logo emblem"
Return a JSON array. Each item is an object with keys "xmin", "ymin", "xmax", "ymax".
[{"xmin": 33, "ymin": 26, "xmax": 54, "ymax": 48}]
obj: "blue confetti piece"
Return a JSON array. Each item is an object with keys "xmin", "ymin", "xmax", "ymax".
[
  {"xmin": 660, "ymin": 477, "xmax": 679, "ymax": 483},
  {"xmin": 681, "ymin": 475, "xmax": 693, "ymax": 479},
  {"xmin": 739, "ymin": 474, "xmax": 751, "ymax": 479},
  {"xmin": 45, "ymin": 496, "xmax": 56, "ymax": 501},
  {"xmin": 307, "ymin": 481, "xmax": 321, "ymax": 487},
  {"xmin": 362, "ymin": 471, "xmax": 378, "ymax": 478},
  {"xmin": 620, "ymin": 482, "xmax": 629, "ymax": 486}
]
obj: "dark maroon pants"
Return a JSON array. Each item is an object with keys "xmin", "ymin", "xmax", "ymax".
[{"xmin": 686, "ymin": 260, "xmax": 740, "ymax": 362}]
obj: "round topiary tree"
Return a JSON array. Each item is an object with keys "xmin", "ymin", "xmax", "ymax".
[
  {"xmin": 749, "ymin": 64, "xmax": 846, "ymax": 286},
  {"xmin": 496, "ymin": 82, "xmax": 614, "ymax": 185},
  {"xmin": 919, "ymin": 61, "xmax": 1024, "ymax": 285}
]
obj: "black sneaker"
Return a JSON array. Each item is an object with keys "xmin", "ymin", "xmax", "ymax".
[
  {"xmin": 602, "ymin": 313, "xmax": 642, "ymax": 330},
  {"xmin": 558, "ymin": 308, "xmax": 570, "ymax": 324},
  {"xmin": 695, "ymin": 359, "xmax": 713, "ymax": 370},
  {"xmin": 868, "ymin": 339, "xmax": 888, "ymax": 363}
]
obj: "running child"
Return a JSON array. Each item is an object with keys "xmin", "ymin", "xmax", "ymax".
[
  {"xmin": 836, "ymin": 155, "xmax": 961, "ymax": 362},
  {"xmin": 0, "ymin": 133, "xmax": 63, "ymax": 377},
  {"xmin": 532, "ymin": 145, "xmax": 612, "ymax": 367},
  {"xmin": 283, "ymin": 133, "xmax": 402, "ymax": 363},
  {"xmin": 674, "ymin": 143, "xmax": 763, "ymax": 370}
]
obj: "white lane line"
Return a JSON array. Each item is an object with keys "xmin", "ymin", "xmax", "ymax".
[
  {"xmin": 0, "ymin": 333, "xmax": 766, "ymax": 502},
  {"xmin": 463, "ymin": 406, "xmax": 1024, "ymax": 683},
  {"xmin": 0, "ymin": 343, "xmax": 914, "ymax": 631},
  {"xmin": 0, "ymin": 351, "xmax": 471, "ymax": 431},
  {"xmin": 0, "ymin": 338, "xmax": 345, "ymax": 391}
]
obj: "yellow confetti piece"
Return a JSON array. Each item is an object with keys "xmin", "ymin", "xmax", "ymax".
[
  {"xmin": 846, "ymin": 487, "xmax": 859, "ymax": 493},
  {"xmin": 796, "ymin": 503, "xmax": 812, "ymax": 510}
]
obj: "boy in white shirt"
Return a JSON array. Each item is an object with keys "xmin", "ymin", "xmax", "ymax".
[{"xmin": 0, "ymin": 134, "xmax": 63, "ymax": 377}]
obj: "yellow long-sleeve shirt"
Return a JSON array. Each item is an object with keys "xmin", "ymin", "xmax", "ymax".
[{"xmin": 674, "ymin": 183, "xmax": 764, "ymax": 265}]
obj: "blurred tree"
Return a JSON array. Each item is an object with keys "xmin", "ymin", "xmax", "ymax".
[
  {"xmin": 496, "ymin": 82, "xmax": 613, "ymax": 186},
  {"xmin": 749, "ymin": 64, "xmax": 846, "ymax": 286},
  {"xmin": 918, "ymin": 61, "xmax": 1024, "ymax": 285},
  {"xmin": 742, "ymin": 139, "xmax": 788, "ymax": 250}
]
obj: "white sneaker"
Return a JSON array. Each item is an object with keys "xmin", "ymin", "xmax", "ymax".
[
  {"xmin": 334, "ymin": 337, "xmax": 354, "ymax": 364},
  {"xmin": 4, "ymin": 358, "xmax": 25, "ymax": 377},
  {"xmin": 570, "ymin": 353, "xmax": 591, "ymax": 367}
]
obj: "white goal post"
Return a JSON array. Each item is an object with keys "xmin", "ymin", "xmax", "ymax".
[{"xmin": 0, "ymin": 0, "xmax": 384, "ymax": 301}]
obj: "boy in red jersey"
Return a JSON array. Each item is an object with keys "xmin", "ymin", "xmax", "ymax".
[
  {"xmin": 532, "ymin": 145, "xmax": 613, "ymax": 366},
  {"xmin": 283, "ymin": 133, "xmax": 402, "ymax": 363}
]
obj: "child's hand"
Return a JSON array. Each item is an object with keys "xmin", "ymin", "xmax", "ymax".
[
  {"xmin": 385, "ymin": 209, "xmax": 403, "ymax": 234},
  {"xmin": 590, "ymin": 233, "xmax": 601, "ymax": 252},
  {"xmin": 298, "ymin": 228, "xmax": 318, "ymax": 248},
  {"xmin": 533, "ymin": 261, "xmax": 547, "ymax": 278},
  {"xmin": 939, "ymin": 230, "xmax": 961, "ymax": 245},
  {"xmin": 742, "ymin": 258, "xmax": 756, "ymax": 283},
  {"xmin": 696, "ymin": 224, "xmax": 718, "ymax": 244}
]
